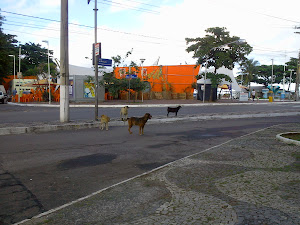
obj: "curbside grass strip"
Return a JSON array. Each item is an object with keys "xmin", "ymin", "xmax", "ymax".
[{"xmin": 276, "ymin": 132, "xmax": 300, "ymax": 146}]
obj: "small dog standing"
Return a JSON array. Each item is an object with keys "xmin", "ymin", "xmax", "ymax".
[
  {"xmin": 120, "ymin": 106, "xmax": 129, "ymax": 121},
  {"xmin": 99, "ymin": 115, "xmax": 110, "ymax": 131},
  {"xmin": 128, "ymin": 113, "xmax": 152, "ymax": 135},
  {"xmin": 167, "ymin": 105, "xmax": 182, "ymax": 117}
]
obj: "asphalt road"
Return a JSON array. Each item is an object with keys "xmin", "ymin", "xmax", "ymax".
[
  {"xmin": 0, "ymin": 102, "xmax": 300, "ymax": 124},
  {"xmin": 1, "ymin": 115, "xmax": 300, "ymax": 224}
]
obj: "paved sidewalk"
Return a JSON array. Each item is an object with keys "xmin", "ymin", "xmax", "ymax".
[{"xmin": 18, "ymin": 123, "xmax": 300, "ymax": 225}]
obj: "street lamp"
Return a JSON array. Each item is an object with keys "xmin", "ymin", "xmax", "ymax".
[
  {"xmin": 8, "ymin": 55, "xmax": 16, "ymax": 79},
  {"xmin": 42, "ymin": 40, "xmax": 51, "ymax": 104},
  {"xmin": 140, "ymin": 58, "xmax": 145, "ymax": 102},
  {"xmin": 202, "ymin": 39, "xmax": 245, "ymax": 103}
]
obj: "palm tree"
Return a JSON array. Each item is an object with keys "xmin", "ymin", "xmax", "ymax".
[{"xmin": 238, "ymin": 58, "xmax": 260, "ymax": 86}]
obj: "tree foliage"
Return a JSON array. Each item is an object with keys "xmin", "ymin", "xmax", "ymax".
[
  {"xmin": 0, "ymin": 11, "xmax": 59, "ymax": 83},
  {"xmin": 186, "ymin": 27, "xmax": 252, "ymax": 101},
  {"xmin": 250, "ymin": 57, "xmax": 297, "ymax": 86},
  {"xmin": 0, "ymin": 11, "xmax": 18, "ymax": 83},
  {"xmin": 237, "ymin": 58, "xmax": 260, "ymax": 85},
  {"xmin": 21, "ymin": 42, "xmax": 58, "ymax": 78},
  {"xmin": 186, "ymin": 27, "xmax": 252, "ymax": 72}
]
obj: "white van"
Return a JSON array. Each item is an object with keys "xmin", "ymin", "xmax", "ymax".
[{"xmin": 0, "ymin": 85, "xmax": 7, "ymax": 103}]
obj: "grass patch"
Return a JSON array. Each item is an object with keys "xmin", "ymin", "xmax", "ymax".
[{"xmin": 281, "ymin": 133, "xmax": 300, "ymax": 141}]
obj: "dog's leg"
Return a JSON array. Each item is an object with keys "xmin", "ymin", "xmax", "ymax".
[
  {"xmin": 167, "ymin": 112, "xmax": 169, "ymax": 117},
  {"xmin": 100, "ymin": 123, "xmax": 104, "ymax": 130},
  {"xmin": 175, "ymin": 112, "xmax": 178, "ymax": 117},
  {"xmin": 128, "ymin": 124, "xmax": 133, "ymax": 134},
  {"xmin": 105, "ymin": 122, "xmax": 108, "ymax": 131},
  {"xmin": 141, "ymin": 126, "xmax": 144, "ymax": 135}
]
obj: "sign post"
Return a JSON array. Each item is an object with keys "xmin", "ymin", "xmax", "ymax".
[{"xmin": 98, "ymin": 58, "xmax": 112, "ymax": 67}]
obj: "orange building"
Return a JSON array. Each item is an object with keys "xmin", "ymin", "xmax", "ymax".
[{"xmin": 115, "ymin": 65, "xmax": 200, "ymax": 99}]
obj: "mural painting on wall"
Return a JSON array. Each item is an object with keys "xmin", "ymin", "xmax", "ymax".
[
  {"xmin": 119, "ymin": 68, "xmax": 126, "ymax": 78},
  {"xmin": 84, "ymin": 81, "xmax": 95, "ymax": 98},
  {"xmin": 142, "ymin": 68, "xmax": 148, "ymax": 80}
]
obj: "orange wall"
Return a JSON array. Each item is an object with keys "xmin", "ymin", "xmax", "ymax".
[{"xmin": 115, "ymin": 65, "xmax": 200, "ymax": 93}]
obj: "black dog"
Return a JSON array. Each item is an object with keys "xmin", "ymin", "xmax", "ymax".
[{"xmin": 167, "ymin": 106, "xmax": 182, "ymax": 117}]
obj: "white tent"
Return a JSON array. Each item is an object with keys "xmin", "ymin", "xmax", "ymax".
[{"xmin": 197, "ymin": 66, "xmax": 241, "ymax": 92}]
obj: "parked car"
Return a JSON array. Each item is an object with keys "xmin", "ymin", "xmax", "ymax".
[{"xmin": 0, "ymin": 91, "xmax": 8, "ymax": 104}]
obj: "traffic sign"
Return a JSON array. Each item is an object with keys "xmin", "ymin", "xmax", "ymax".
[
  {"xmin": 126, "ymin": 74, "xmax": 137, "ymax": 79},
  {"xmin": 98, "ymin": 58, "xmax": 112, "ymax": 67},
  {"xmin": 95, "ymin": 43, "xmax": 100, "ymax": 56}
]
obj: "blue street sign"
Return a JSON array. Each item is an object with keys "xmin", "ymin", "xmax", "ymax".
[
  {"xmin": 98, "ymin": 58, "xmax": 112, "ymax": 67},
  {"xmin": 126, "ymin": 74, "xmax": 137, "ymax": 79}
]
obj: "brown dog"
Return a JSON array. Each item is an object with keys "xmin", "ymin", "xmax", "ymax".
[
  {"xmin": 99, "ymin": 115, "xmax": 110, "ymax": 131},
  {"xmin": 128, "ymin": 113, "xmax": 152, "ymax": 135}
]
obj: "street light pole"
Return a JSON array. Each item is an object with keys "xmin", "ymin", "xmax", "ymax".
[
  {"xmin": 8, "ymin": 55, "xmax": 15, "ymax": 80},
  {"xmin": 42, "ymin": 40, "xmax": 51, "ymax": 104},
  {"xmin": 140, "ymin": 58, "xmax": 145, "ymax": 102}
]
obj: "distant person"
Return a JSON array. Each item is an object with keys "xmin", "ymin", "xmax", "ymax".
[
  {"xmin": 251, "ymin": 89, "xmax": 256, "ymax": 101},
  {"xmin": 12, "ymin": 88, "xmax": 17, "ymax": 96}
]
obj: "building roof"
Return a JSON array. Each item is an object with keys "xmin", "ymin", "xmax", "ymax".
[{"xmin": 69, "ymin": 65, "xmax": 112, "ymax": 76}]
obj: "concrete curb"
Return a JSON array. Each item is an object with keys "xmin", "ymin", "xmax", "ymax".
[
  {"xmin": 2, "ymin": 111, "xmax": 300, "ymax": 136},
  {"xmin": 276, "ymin": 132, "xmax": 300, "ymax": 146}
]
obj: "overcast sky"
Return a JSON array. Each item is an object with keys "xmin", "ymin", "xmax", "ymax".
[{"xmin": 1, "ymin": 0, "xmax": 300, "ymax": 72}]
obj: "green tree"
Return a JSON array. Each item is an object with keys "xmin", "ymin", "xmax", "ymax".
[
  {"xmin": 186, "ymin": 27, "xmax": 252, "ymax": 100},
  {"xmin": 0, "ymin": 11, "xmax": 18, "ymax": 83},
  {"xmin": 237, "ymin": 58, "xmax": 260, "ymax": 86},
  {"xmin": 186, "ymin": 27, "xmax": 252, "ymax": 72},
  {"xmin": 21, "ymin": 42, "xmax": 58, "ymax": 79},
  {"xmin": 255, "ymin": 64, "xmax": 285, "ymax": 86}
]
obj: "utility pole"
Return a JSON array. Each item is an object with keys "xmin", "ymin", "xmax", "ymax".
[
  {"xmin": 60, "ymin": 0, "xmax": 70, "ymax": 122},
  {"xmin": 296, "ymin": 50, "xmax": 300, "ymax": 101},
  {"xmin": 294, "ymin": 27, "xmax": 300, "ymax": 101},
  {"xmin": 271, "ymin": 59, "xmax": 274, "ymax": 100},
  {"xmin": 18, "ymin": 45, "xmax": 21, "ymax": 103},
  {"xmin": 88, "ymin": 0, "xmax": 99, "ymax": 120},
  {"xmin": 94, "ymin": 0, "xmax": 99, "ymax": 121}
]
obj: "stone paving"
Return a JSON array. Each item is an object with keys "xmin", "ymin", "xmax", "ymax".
[{"xmin": 21, "ymin": 123, "xmax": 300, "ymax": 225}]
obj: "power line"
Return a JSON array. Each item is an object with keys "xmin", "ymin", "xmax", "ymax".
[
  {"xmin": 1, "ymin": 10, "xmax": 179, "ymax": 42},
  {"xmin": 97, "ymin": 0, "xmax": 160, "ymax": 14},
  {"xmin": 121, "ymin": 0, "xmax": 161, "ymax": 8}
]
